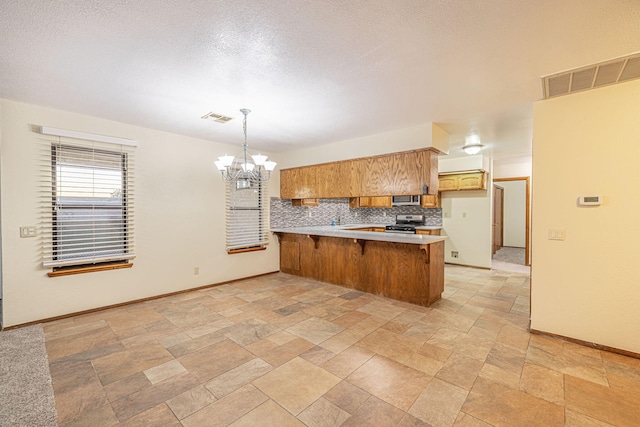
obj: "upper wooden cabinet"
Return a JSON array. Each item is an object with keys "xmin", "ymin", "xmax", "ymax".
[
  {"xmin": 438, "ymin": 171, "xmax": 488, "ymax": 192},
  {"xmin": 420, "ymin": 194, "xmax": 440, "ymax": 208},
  {"xmin": 349, "ymin": 196, "xmax": 392, "ymax": 208},
  {"xmin": 280, "ymin": 167, "xmax": 318, "ymax": 198},
  {"xmin": 280, "ymin": 149, "xmax": 438, "ymax": 199}
]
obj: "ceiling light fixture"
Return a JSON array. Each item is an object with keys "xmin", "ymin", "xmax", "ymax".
[
  {"xmin": 462, "ymin": 134, "xmax": 484, "ymax": 155},
  {"xmin": 214, "ymin": 109, "xmax": 276, "ymax": 189}
]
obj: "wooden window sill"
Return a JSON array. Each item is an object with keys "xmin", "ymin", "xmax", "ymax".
[
  {"xmin": 227, "ymin": 246, "xmax": 267, "ymax": 255},
  {"xmin": 48, "ymin": 262, "xmax": 133, "ymax": 277}
]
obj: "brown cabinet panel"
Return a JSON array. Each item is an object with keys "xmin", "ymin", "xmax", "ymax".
[
  {"xmin": 416, "ymin": 229, "xmax": 441, "ymax": 236},
  {"xmin": 276, "ymin": 232, "xmax": 444, "ymax": 306},
  {"xmin": 359, "ymin": 151, "xmax": 429, "ymax": 196},
  {"xmin": 359, "ymin": 196, "xmax": 392, "ymax": 208},
  {"xmin": 280, "ymin": 167, "xmax": 318, "ymax": 199},
  {"xmin": 291, "ymin": 198, "xmax": 319, "ymax": 207},
  {"xmin": 438, "ymin": 176, "xmax": 459, "ymax": 191},
  {"xmin": 280, "ymin": 241, "xmax": 300, "ymax": 271},
  {"xmin": 281, "ymin": 149, "xmax": 438, "ymax": 199},
  {"xmin": 458, "ymin": 172, "xmax": 487, "ymax": 190},
  {"xmin": 438, "ymin": 171, "xmax": 488, "ymax": 192},
  {"xmin": 316, "ymin": 161, "xmax": 351, "ymax": 198},
  {"xmin": 421, "ymin": 194, "xmax": 440, "ymax": 208}
]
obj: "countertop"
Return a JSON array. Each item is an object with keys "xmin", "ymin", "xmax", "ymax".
[{"xmin": 271, "ymin": 224, "xmax": 447, "ymax": 245}]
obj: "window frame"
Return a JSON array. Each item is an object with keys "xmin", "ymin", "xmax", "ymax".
[
  {"xmin": 225, "ymin": 178, "xmax": 269, "ymax": 253},
  {"xmin": 42, "ymin": 141, "xmax": 135, "ymax": 271}
]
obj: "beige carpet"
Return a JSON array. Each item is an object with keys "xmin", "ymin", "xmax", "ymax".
[{"xmin": 0, "ymin": 324, "xmax": 57, "ymax": 427}]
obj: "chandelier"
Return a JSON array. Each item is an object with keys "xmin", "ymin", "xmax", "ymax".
[{"xmin": 214, "ymin": 108, "xmax": 276, "ymax": 189}]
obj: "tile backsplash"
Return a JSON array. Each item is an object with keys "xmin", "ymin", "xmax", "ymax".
[{"xmin": 270, "ymin": 198, "xmax": 442, "ymax": 228}]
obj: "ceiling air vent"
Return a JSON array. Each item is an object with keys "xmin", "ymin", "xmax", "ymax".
[
  {"xmin": 542, "ymin": 52, "xmax": 640, "ymax": 99},
  {"xmin": 201, "ymin": 112, "xmax": 233, "ymax": 123}
]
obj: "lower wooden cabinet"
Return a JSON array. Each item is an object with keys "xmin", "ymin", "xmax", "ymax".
[
  {"xmin": 438, "ymin": 171, "xmax": 488, "ymax": 191},
  {"xmin": 348, "ymin": 196, "xmax": 392, "ymax": 208},
  {"xmin": 416, "ymin": 229, "xmax": 442, "ymax": 236}
]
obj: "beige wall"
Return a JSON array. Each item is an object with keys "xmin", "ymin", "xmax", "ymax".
[
  {"xmin": 276, "ymin": 123, "xmax": 448, "ymax": 173},
  {"xmin": 532, "ymin": 79, "xmax": 640, "ymax": 354},
  {"xmin": 493, "ymin": 160, "xmax": 531, "ymax": 179},
  {"xmin": 0, "ymin": 99, "xmax": 280, "ymax": 327},
  {"xmin": 439, "ymin": 155, "xmax": 493, "ymax": 268}
]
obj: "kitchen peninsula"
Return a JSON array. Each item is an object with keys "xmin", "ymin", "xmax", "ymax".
[{"xmin": 272, "ymin": 226, "xmax": 446, "ymax": 306}]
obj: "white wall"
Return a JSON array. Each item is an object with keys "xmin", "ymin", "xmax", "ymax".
[
  {"xmin": 497, "ymin": 180, "xmax": 526, "ymax": 248},
  {"xmin": 277, "ymin": 123, "xmax": 448, "ymax": 171},
  {"xmin": 0, "ymin": 99, "xmax": 280, "ymax": 327},
  {"xmin": 439, "ymin": 155, "xmax": 493, "ymax": 268},
  {"xmin": 532, "ymin": 79, "xmax": 640, "ymax": 354},
  {"xmin": 493, "ymin": 160, "xmax": 531, "ymax": 179}
]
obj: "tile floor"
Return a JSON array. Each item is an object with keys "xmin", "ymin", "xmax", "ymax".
[{"xmin": 43, "ymin": 266, "xmax": 640, "ymax": 426}]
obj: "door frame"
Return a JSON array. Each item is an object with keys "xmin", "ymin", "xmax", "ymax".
[
  {"xmin": 492, "ymin": 184, "xmax": 504, "ymax": 255},
  {"xmin": 493, "ymin": 176, "xmax": 531, "ymax": 266}
]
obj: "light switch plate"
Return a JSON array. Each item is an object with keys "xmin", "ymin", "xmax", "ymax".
[
  {"xmin": 548, "ymin": 228, "xmax": 566, "ymax": 240},
  {"xmin": 20, "ymin": 226, "xmax": 37, "ymax": 238}
]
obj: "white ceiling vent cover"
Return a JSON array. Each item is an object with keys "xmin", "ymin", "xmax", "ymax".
[
  {"xmin": 542, "ymin": 52, "xmax": 640, "ymax": 99},
  {"xmin": 201, "ymin": 112, "xmax": 233, "ymax": 123}
]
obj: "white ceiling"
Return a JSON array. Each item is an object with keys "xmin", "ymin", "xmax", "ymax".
[{"xmin": 1, "ymin": 1, "xmax": 639, "ymax": 163}]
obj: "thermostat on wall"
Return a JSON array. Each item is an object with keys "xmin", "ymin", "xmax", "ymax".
[{"xmin": 578, "ymin": 195, "xmax": 602, "ymax": 206}]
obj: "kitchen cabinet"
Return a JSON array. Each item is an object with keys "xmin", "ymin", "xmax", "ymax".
[
  {"xmin": 416, "ymin": 229, "xmax": 441, "ymax": 236},
  {"xmin": 280, "ymin": 148, "xmax": 439, "ymax": 199},
  {"xmin": 280, "ymin": 167, "xmax": 318, "ymax": 198},
  {"xmin": 275, "ymin": 231, "xmax": 444, "ymax": 306},
  {"xmin": 438, "ymin": 171, "xmax": 488, "ymax": 191},
  {"xmin": 291, "ymin": 198, "xmax": 319, "ymax": 207},
  {"xmin": 349, "ymin": 196, "xmax": 392, "ymax": 208},
  {"xmin": 420, "ymin": 194, "xmax": 440, "ymax": 208},
  {"xmin": 356, "ymin": 150, "xmax": 435, "ymax": 196}
]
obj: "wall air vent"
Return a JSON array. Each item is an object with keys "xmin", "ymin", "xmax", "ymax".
[
  {"xmin": 542, "ymin": 52, "xmax": 640, "ymax": 99},
  {"xmin": 201, "ymin": 112, "xmax": 233, "ymax": 123}
]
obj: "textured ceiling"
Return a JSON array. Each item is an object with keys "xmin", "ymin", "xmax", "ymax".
[{"xmin": 1, "ymin": 1, "xmax": 639, "ymax": 161}]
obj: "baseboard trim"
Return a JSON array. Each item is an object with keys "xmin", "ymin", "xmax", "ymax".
[
  {"xmin": 530, "ymin": 328, "xmax": 640, "ymax": 360},
  {"xmin": 445, "ymin": 262, "xmax": 491, "ymax": 270},
  {"xmin": 2, "ymin": 271, "xmax": 280, "ymax": 331}
]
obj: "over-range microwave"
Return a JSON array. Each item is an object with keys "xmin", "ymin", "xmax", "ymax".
[{"xmin": 391, "ymin": 195, "xmax": 420, "ymax": 206}]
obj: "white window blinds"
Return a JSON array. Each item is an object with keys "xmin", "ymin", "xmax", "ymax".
[
  {"xmin": 226, "ymin": 179, "xmax": 269, "ymax": 251},
  {"xmin": 39, "ymin": 138, "xmax": 135, "ymax": 268}
]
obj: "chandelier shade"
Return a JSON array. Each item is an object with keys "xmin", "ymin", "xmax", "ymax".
[{"xmin": 214, "ymin": 109, "xmax": 276, "ymax": 185}]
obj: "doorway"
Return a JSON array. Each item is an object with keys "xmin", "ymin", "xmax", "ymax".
[{"xmin": 492, "ymin": 177, "xmax": 530, "ymax": 269}]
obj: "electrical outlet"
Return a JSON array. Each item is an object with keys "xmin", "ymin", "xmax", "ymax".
[
  {"xmin": 194, "ymin": 267, "xmax": 199, "ymax": 275},
  {"xmin": 308, "ymin": 210, "xmax": 312, "ymax": 217},
  {"xmin": 354, "ymin": 212, "xmax": 358, "ymax": 217},
  {"xmin": 383, "ymin": 212, "xmax": 387, "ymax": 217},
  {"xmin": 451, "ymin": 251, "xmax": 459, "ymax": 258}
]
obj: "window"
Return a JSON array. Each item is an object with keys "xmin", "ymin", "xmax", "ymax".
[
  {"xmin": 226, "ymin": 179, "xmax": 269, "ymax": 252},
  {"xmin": 41, "ymin": 141, "xmax": 135, "ymax": 268}
]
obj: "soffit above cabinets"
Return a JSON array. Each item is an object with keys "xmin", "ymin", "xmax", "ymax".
[{"xmin": 542, "ymin": 52, "xmax": 640, "ymax": 99}]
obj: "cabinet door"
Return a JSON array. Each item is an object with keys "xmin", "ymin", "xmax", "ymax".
[
  {"xmin": 359, "ymin": 151, "xmax": 427, "ymax": 196},
  {"xmin": 316, "ymin": 161, "xmax": 350, "ymax": 198},
  {"xmin": 458, "ymin": 172, "xmax": 487, "ymax": 190},
  {"xmin": 416, "ymin": 229, "xmax": 442, "ymax": 236},
  {"xmin": 359, "ymin": 196, "xmax": 392, "ymax": 208},
  {"xmin": 421, "ymin": 194, "xmax": 440, "ymax": 208},
  {"xmin": 280, "ymin": 167, "xmax": 318, "ymax": 198},
  {"xmin": 291, "ymin": 198, "xmax": 319, "ymax": 207},
  {"xmin": 438, "ymin": 176, "xmax": 459, "ymax": 191}
]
